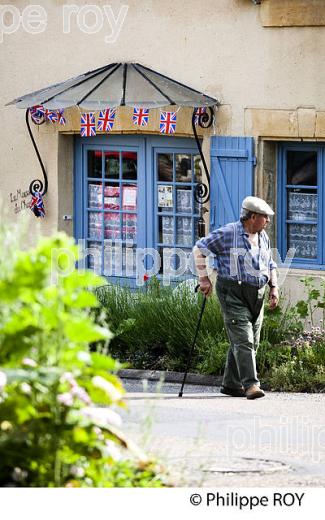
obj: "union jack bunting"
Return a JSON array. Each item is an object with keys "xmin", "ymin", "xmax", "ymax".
[
  {"xmin": 30, "ymin": 191, "xmax": 45, "ymax": 218},
  {"xmin": 97, "ymin": 109, "xmax": 116, "ymax": 132},
  {"xmin": 133, "ymin": 107, "xmax": 149, "ymax": 127},
  {"xmin": 159, "ymin": 111, "xmax": 177, "ymax": 134},
  {"xmin": 45, "ymin": 109, "xmax": 58, "ymax": 123},
  {"xmin": 80, "ymin": 113, "xmax": 96, "ymax": 137},
  {"xmin": 194, "ymin": 107, "xmax": 207, "ymax": 126},
  {"xmin": 57, "ymin": 109, "xmax": 66, "ymax": 126},
  {"xmin": 29, "ymin": 105, "xmax": 45, "ymax": 124}
]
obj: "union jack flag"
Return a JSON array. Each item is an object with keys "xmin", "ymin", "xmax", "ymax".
[
  {"xmin": 29, "ymin": 105, "xmax": 45, "ymax": 124},
  {"xmin": 80, "ymin": 113, "xmax": 96, "ymax": 137},
  {"xmin": 194, "ymin": 107, "xmax": 207, "ymax": 126},
  {"xmin": 133, "ymin": 107, "xmax": 149, "ymax": 127},
  {"xmin": 30, "ymin": 191, "xmax": 45, "ymax": 218},
  {"xmin": 45, "ymin": 109, "xmax": 58, "ymax": 123},
  {"xmin": 97, "ymin": 109, "xmax": 116, "ymax": 132},
  {"xmin": 57, "ymin": 109, "xmax": 66, "ymax": 126},
  {"xmin": 160, "ymin": 111, "xmax": 177, "ymax": 134}
]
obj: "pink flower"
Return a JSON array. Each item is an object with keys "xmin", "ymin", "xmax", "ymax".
[
  {"xmin": 57, "ymin": 392, "xmax": 74, "ymax": 407},
  {"xmin": 22, "ymin": 358, "xmax": 37, "ymax": 368},
  {"xmin": 71, "ymin": 385, "xmax": 91, "ymax": 405}
]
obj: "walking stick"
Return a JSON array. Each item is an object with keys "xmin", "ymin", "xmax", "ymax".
[{"xmin": 178, "ymin": 286, "xmax": 207, "ymax": 397}]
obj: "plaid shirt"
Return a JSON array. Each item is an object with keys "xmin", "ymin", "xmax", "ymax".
[{"xmin": 196, "ymin": 220, "xmax": 277, "ymax": 288}]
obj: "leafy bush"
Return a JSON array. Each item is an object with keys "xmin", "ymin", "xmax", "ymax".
[
  {"xmin": 0, "ymin": 228, "xmax": 167, "ymax": 487},
  {"xmin": 96, "ymin": 281, "xmax": 227, "ymax": 372},
  {"xmin": 95, "ymin": 279, "xmax": 325, "ymax": 392}
]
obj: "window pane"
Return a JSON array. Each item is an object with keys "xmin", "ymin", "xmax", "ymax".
[
  {"xmin": 176, "ymin": 187, "xmax": 192, "ymax": 213},
  {"xmin": 88, "ymin": 212, "xmax": 103, "ymax": 240},
  {"xmin": 122, "ymin": 213, "xmax": 137, "ymax": 241},
  {"xmin": 159, "ymin": 216, "xmax": 173, "ymax": 244},
  {"xmin": 287, "ymin": 151, "xmax": 317, "ymax": 185},
  {"xmin": 287, "ymin": 190, "xmax": 317, "ymax": 221},
  {"xmin": 87, "ymin": 241, "xmax": 102, "ymax": 271},
  {"xmin": 88, "ymin": 150, "xmax": 102, "ymax": 178},
  {"xmin": 176, "ymin": 217, "xmax": 192, "ymax": 246},
  {"xmin": 122, "ymin": 151, "xmax": 137, "ymax": 180},
  {"xmin": 122, "ymin": 185, "xmax": 137, "ymax": 210},
  {"xmin": 287, "ymin": 224, "xmax": 317, "ymax": 259},
  {"xmin": 104, "ymin": 213, "xmax": 120, "ymax": 240},
  {"xmin": 158, "ymin": 185, "xmax": 173, "ymax": 212},
  {"xmin": 194, "ymin": 155, "xmax": 203, "ymax": 183},
  {"xmin": 104, "ymin": 151, "xmax": 120, "ymax": 179},
  {"xmin": 104, "ymin": 184, "xmax": 120, "ymax": 210},
  {"xmin": 158, "ymin": 153, "xmax": 173, "ymax": 182},
  {"xmin": 104, "ymin": 243, "xmax": 136, "ymax": 277},
  {"xmin": 176, "ymin": 154, "xmax": 192, "ymax": 182},
  {"xmin": 88, "ymin": 182, "xmax": 103, "ymax": 209}
]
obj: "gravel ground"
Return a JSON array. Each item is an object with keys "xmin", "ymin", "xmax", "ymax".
[{"xmin": 120, "ymin": 379, "xmax": 325, "ymax": 487}]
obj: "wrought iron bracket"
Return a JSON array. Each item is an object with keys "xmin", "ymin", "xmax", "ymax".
[
  {"xmin": 192, "ymin": 107, "xmax": 214, "ymax": 237},
  {"xmin": 25, "ymin": 108, "xmax": 48, "ymax": 196}
]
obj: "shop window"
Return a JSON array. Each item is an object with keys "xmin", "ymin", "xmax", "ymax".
[
  {"xmin": 278, "ymin": 144, "xmax": 324, "ymax": 268},
  {"xmin": 75, "ymin": 136, "xmax": 201, "ymax": 285}
]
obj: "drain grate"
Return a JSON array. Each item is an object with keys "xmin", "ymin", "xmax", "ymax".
[{"xmin": 202, "ymin": 457, "xmax": 291, "ymax": 474}]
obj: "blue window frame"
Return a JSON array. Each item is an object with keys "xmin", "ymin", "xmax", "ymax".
[
  {"xmin": 74, "ymin": 135, "xmax": 201, "ymax": 284},
  {"xmin": 278, "ymin": 143, "xmax": 324, "ymax": 269}
]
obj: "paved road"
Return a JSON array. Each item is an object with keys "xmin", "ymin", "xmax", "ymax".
[{"xmin": 120, "ymin": 379, "xmax": 325, "ymax": 487}]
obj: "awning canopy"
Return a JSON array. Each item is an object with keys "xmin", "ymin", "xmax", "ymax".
[{"xmin": 7, "ymin": 62, "xmax": 219, "ymax": 110}]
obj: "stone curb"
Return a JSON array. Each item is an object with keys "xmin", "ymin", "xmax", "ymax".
[{"xmin": 118, "ymin": 368, "xmax": 222, "ymax": 386}]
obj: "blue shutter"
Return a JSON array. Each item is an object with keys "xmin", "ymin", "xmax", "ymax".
[{"xmin": 210, "ymin": 136, "xmax": 255, "ymax": 229}]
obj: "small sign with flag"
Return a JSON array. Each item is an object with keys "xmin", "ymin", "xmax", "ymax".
[
  {"xmin": 159, "ymin": 111, "xmax": 177, "ymax": 134},
  {"xmin": 80, "ymin": 113, "xmax": 96, "ymax": 137},
  {"xmin": 97, "ymin": 109, "xmax": 116, "ymax": 132},
  {"xmin": 133, "ymin": 107, "xmax": 149, "ymax": 127},
  {"xmin": 30, "ymin": 191, "xmax": 45, "ymax": 218}
]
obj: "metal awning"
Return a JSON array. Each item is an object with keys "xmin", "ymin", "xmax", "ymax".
[{"xmin": 7, "ymin": 62, "xmax": 219, "ymax": 110}]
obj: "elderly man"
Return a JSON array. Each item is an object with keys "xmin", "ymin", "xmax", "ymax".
[{"xmin": 194, "ymin": 196, "xmax": 279, "ymax": 399}]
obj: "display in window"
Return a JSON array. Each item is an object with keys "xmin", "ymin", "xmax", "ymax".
[
  {"xmin": 176, "ymin": 154, "xmax": 192, "ymax": 182},
  {"xmin": 104, "ymin": 186, "xmax": 120, "ymax": 209},
  {"xmin": 105, "ymin": 151, "xmax": 120, "ymax": 179},
  {"xmin": 104, "ymin": 213, "xmax": 120, "ymax": 240},
  {"xmin": 88, "ymin": 183, "xmax": 103, "ymax": 208},
  {"xmin": 287, "ymin": 192, "xmax": 317, "ymax": 221},
  {"xmin": 176, "ymin": 217, "xmax": 192, "ymax": 246},
  {"xmin": 160, "ymin": 216, "xmax": 173, "ymax": 244},
  {"xmin": 87, "ymin": 242, "xmax": 102, "ymax": 270},
  {"xmin": 158, "ymin": 185, "xmax": 173, "ymax": 208},
  {"xmin": 122, "ymin": 185, "xmax": 137, "ymax": 209},
  {"xmin": 158, "ymin": 154, "xmax": 173, "ymax": 182},
  {"xmin": 176, "ymin": 188, "xmax": 192, "ymax": 213},
  {"xmin": 287, "ymin": 224, "xmax": 317, "ymax": 259},
  {"xmin": 88, "ymin": 212, "xmax": 102, "ymax": 240}
]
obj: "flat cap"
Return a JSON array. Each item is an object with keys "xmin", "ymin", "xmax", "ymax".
[{"xmin": 241, "ymin": 196, "xmax": 274, "ymax": 216}]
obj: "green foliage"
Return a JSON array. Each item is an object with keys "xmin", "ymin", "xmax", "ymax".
[
  {"xmin": 96, "ymin": 280, "xmax": 325, "ymax": 393},
  {"xmin": 0, "ymin": 230, "xmax": 166, "ymax": 487},
  {"xmin": 96, "ymin": 282, "xmax": 227, "ymax": 372}
]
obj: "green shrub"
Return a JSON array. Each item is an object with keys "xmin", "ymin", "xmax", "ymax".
[
  {"xmin": 96, "ymin": 282, "xmax": 227, "ymax": 372},
  {"xmin": 0, "ymin": 228, "xmax": 167, "ymax": 487}
]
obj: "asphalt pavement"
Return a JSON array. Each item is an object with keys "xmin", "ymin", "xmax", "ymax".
[{"xmin": 120, "ymin": 379, "xmax": 325, "ymax": 487}]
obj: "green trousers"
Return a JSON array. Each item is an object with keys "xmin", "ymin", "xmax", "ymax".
[{"xmin": 216, "ymin": 279, "xmax": 266, "ymax": 390}]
